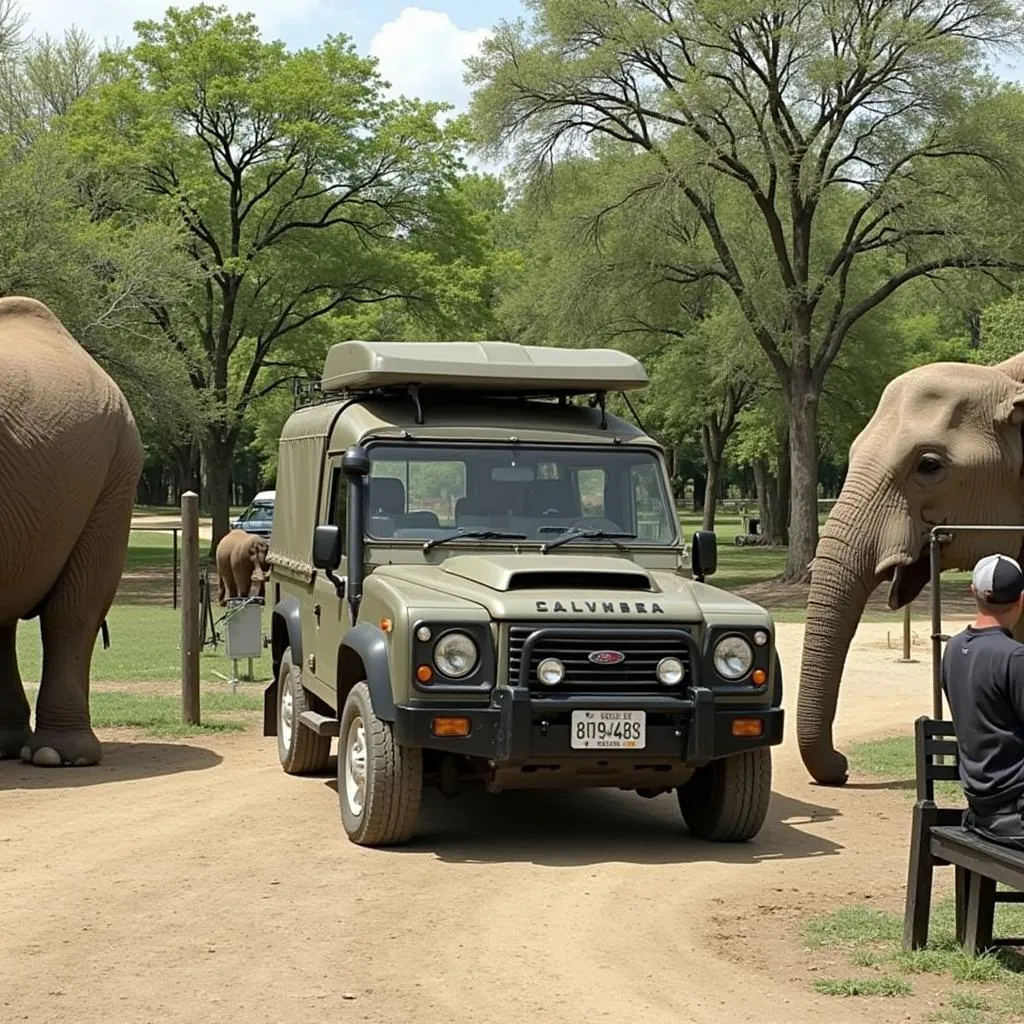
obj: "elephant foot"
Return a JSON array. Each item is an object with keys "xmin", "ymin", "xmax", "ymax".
[
  {"xmin": 0, "ymin": 720, "xmax": 30, "ymax": 759},
  {"xmin": 20, "ymin": 727, "xmax": 101, "ymax": 767}
]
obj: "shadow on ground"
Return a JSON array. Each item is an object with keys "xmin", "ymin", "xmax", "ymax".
[
  {"xmin": 0, "ymin": 741, "xmax": 222, "ymax": 790},
  {"xmin": 324, "ymin": 774, "xmax": 843, "ymax": 866}
]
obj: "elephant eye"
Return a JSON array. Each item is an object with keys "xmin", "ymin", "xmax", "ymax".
[{"xmin": 917, "ymin": 454, "xmax": 945, "ymax": 477}]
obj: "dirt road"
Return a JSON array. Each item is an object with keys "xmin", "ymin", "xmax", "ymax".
[{"xmin": 1, "ymin": 620, "xmax": 957, "ymax": 1024}]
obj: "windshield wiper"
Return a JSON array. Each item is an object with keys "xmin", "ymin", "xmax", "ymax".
[
  {"xmin": 540, "ymin": 528, "xmax": 637, "ymax": 554},
  {"xmin": 423, "ymin": 528, "xmax": 527, "ymax": 553}
]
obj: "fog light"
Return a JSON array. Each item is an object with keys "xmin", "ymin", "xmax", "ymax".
[
  {"xmin": 416, "ymin": 665, "xmax": 433, "ymax": 684},
  {"xmin": 731, "ymin": 718, "xmax": 764, "ymax": 737},
  {"xmin": 416, "ymin": 625, "xmax": 432, "ymax": 642},
  {"xmin": 432, "ymin": 716, "xmax": 471, "ymax": 737},
  {"xmin": 656, "ymin": 657, "xmax": 684, "ymax": 686},
  {"xmin": 753, "ymin": 630, "xmax": 768, "ymax": 647},
  {"xmin": 537, "ymin": 658, "xmax": 565, "ymax": 685}
]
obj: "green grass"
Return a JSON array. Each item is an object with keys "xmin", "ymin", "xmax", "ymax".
[
  {"xmin": 804, "ymin": 899, "xmax": 1024, "ymax": 1013},
  {"xmin": 813, "ymin": 976, "xmax": 912, "ymax": 997},
  {"xmin": 15, "ymin": 605, "xmax": 273, "ymax": 685},
  {"xmin": 23, "ymin": 686, "xmax": 263, "ymax": 736},
  {"xmin": 847, "ymin": 734, "xmax": 963, "ymax": 800}
]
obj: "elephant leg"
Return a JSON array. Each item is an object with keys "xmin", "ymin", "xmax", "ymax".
[
  {"xmin": 21, "ymin": 486, "xmax": 132, "ymax": 768},
  {"xmin": 0, "ymin": 621, "xmax": 30, "ymax": 758},
  {"xmin": 235, "ymin": 569, "xmax": 252, "ymax": 598}
]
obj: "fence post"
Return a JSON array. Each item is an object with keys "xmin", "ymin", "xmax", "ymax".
[
  {"xmin": 172, "ymin": 528, "xmax": 179, "ymax": 611},
  {"xmin": 901, "ymin": 603, "xmax": 912, "ymax": 662},
  {"xmin": 181, "ymin": 492, "xmax": 201, "ymax": 725}
]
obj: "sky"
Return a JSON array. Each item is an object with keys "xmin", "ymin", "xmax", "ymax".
[
  {"xmin": 21, "ymin": 2, "xmax": 527, "ymax": 114},
  {"xmin": 18, "ymin": 0, "xmax": 1024, "ymax": 115}
]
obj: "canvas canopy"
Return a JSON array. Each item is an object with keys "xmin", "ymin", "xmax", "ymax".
[{"xmin": 320, "ymin": 340, "xmax": 648, "ymax": 394}]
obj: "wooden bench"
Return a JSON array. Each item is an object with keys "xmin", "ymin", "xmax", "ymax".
[{"xmin": 903, "ymin": 716, "xmax": 1024, "ymax": 955}]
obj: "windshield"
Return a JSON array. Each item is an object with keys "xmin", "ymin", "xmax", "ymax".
[
  {"xmin": 239, "ymin": 502, "xmax": 274, "ymax": 523},
  {"xmin": 363, "ymin": 443, "xmax": 677, "ymax": 545}
]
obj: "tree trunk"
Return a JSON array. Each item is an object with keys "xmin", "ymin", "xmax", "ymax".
[
  {"xmin": 175, "ymin": 441, "xmax": 201, "ymax": 505},
  {"xmin": 776, "ymin": 426, "xmax": 791, "ymax": 545},
  {"xmin": 752, "ymin": 458, "xmax": 782, "ymax": 545},
  {"xmin": 700, "ymin": 425, "xmax": 724, "ymax": 533},
  {"xmin": 692, "ymin": 472, "xmax": 706, "ymax": 514},
  {"xmin": 203, "ymin": 431, "xmax": 234, "ymax": 558},
  {"xmin": 784, "ymin": 381, "xmax": 820, "ymax": 581}
]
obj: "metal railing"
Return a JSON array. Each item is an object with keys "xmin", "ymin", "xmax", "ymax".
[{"xmin": 928, "ymin": 525, "xmax": 1024, "ymax": 718}]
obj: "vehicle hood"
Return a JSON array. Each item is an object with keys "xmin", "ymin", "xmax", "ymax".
[{"xmin": 371, "ymin": 552, "xmax": 737, "ymax": 622}]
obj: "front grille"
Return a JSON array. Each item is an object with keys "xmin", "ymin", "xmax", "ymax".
[{"xmin": 507, "ymin": 624, "xmax": 694, "ymax": 695}]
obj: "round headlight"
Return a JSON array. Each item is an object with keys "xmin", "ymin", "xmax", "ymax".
[
  {"xmin": 713, "ymin": 636, "xmax": 754, "ymax": 680},
  {"xmin": 656, "ymin": 657, "xmax": 684, "ymax": 686},
  {"xmin": 537, "ymin": 658, "xmax": 565, "ymax": 686},
  {"xmin": 433, "ymin": 632, "xmax": 478, "ymax": 678}
]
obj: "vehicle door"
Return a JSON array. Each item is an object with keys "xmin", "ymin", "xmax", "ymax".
[{"xmin": 311, "ymin": 459, "xmax": 351, "ymax": 703}]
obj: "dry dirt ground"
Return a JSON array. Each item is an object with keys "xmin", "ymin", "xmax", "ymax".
[{"xmin": 1, "ymin": 619, "xmax": 978, "ymax": 1024}]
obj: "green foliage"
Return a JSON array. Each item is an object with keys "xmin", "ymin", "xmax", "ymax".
[
  {"xmin": 468, "ymin": 0, "xmax": 1024, "ymax": 575},
  {"xmin": 979, "ymin": 294, "xmax": 1024, "ymax": 364},
  {"xmin": 54, "ymin": 3, "xmax": 498, "ymax": 530}
]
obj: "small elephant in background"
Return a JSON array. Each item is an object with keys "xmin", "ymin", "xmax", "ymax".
[{"xmin": 216, "ymin": 529, "xmax": 270, "ymax": 605}]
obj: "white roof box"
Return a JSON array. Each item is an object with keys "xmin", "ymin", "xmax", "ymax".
[{"xmin": 321, "ymin": 340, "xmax": 648, "ymax": 394}]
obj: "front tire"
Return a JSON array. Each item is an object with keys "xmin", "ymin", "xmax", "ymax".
[
  {"xmin": 677, "ymin": 747, "xmax": 772, "ymax": 842},
  {"xmin": 276, "ymin": 648, "xmax": 332, "ymax": 775},
  {"xmin": 338, "ymin": 682, "xmax": 422, "ymax": 847}
]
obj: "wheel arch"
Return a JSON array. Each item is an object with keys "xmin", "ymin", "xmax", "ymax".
[{"xmin": 338, "ymin": 623, "xmax": 396, "ymax": 722}]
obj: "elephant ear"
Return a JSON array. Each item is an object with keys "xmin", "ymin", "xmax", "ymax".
[{"xmin": 997, "ymin": 389, "xmax": 1024, "ymax": 426}]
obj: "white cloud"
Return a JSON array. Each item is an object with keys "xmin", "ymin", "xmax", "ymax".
[
  {"xmin": 22, "ymin": 0, "xmax": 330, "ymax": 49},
  {"xmin": 369, "ymin": 7, "xmax": 490, "ymax": 116}
]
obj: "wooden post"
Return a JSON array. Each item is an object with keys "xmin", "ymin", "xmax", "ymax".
[
  {"xmin": 181, "ymin": 491, "xmax": 201, "ymax": 725},
  {"xmin": 902, "ymin": 603, "xmax": 912, "ymax": 662}
]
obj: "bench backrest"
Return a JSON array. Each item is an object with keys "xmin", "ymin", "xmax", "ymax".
[{"xmin": 913, "ymin": 716, "xmax": 963, "ymax": 802}]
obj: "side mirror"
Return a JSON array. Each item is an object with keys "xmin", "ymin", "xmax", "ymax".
[
  {"xmin": 342, "ymin": 445, "xmax": 370, "ymax": 478},
  {"xmin": 691, "ymin": 530, "xmax": 717, "ymax": 581},
  {"xmin": 312, "ymin": 524, "xmax": 342, "ymax": 571}
]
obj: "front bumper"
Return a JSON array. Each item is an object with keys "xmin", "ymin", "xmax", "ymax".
[{"xmin": 392, "ymin": 685, "xmax": 783, "ymax": 767}]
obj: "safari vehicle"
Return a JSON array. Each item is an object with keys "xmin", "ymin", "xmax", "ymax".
[{"xmin": 263, "ymin": 340, "xmax": 784, "ymax": 847}]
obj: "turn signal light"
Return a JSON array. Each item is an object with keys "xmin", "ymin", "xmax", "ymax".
[
  {"xmin": 416, "ymin": 665, "xmax": 433, "ymax": 684},
  {"xmin": 432, "ymin": 716, "xmax": 471, "ymax": 737},
  {"xmin": 751, "ymin": 669, "xmax": 767, "ymax": 686},
  {"xmin": 380, "ymin": 617, "xmax": 393, "ymax": 633},
  {"xmin": 732, "ymin": 718, "xmax": 764, "ymax": 738}
]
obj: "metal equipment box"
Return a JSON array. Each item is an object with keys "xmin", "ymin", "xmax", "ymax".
[{"xmin": 224, "ymin": 599, "xmax": 263, "ymax": 660}]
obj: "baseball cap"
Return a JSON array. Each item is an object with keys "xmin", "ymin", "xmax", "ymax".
[{"xmin": 972, "ymin": 553, "xmax": 1024, "ymax": 605}]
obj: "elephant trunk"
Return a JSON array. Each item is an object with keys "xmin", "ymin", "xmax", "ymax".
[{"xmin": 798, "ymin": 476, "xmax": 905, "ymax": 785}]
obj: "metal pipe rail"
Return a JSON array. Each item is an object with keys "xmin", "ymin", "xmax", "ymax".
[{"xmin": 928, "ymin": 525, "xmax": 1024, "ymax": 718}]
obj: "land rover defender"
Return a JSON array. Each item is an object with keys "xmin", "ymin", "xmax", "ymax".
[{"xmin": 263, "ymin": 340, "xmax": 784, "ymax": 847}]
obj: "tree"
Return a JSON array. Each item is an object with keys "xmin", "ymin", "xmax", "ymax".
[
  {"xmin": 65, "ymin": 3, "xmax": 472, "ymax": 547},
  {"xmin": 468, "ymin": 0, "xmax": 1024, "ymax": 579},
  {"xmin": 495, "ymin": 147, "xmax": 765, "ymax": 529}
]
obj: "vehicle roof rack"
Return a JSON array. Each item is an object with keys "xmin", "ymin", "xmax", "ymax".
[{"xmin": 320, "ymin": 340, "xmax": 648, "ymax": 396}]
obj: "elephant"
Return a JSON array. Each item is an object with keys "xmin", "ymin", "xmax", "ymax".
[
  {"xmin": 797, "ymin": 353, "xmax": 1024, "ymax": 786},
  {"xmin": 216, "ymin": 529, "xmax": 270, "ymax": 605},
  {"xmin": 0, "ymin": 297, "xmax": 144, "ymax": 767}
]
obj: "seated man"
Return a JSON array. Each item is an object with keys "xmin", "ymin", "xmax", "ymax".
[{"xmin": 942, "ymin": 553, "xmax": 1024, "ymax": 848}]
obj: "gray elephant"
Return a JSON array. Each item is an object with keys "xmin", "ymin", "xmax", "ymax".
[
  {"xmin": 216, "ymin": 529, "xmax": 270, "ymax": 605},
  {"xmin": 0, "ymin": 297, "xmax": 144, "ymax": 767},
  {"xmin": 798, "ymin": 353, "xmax": 1024, "ymax": 786}
]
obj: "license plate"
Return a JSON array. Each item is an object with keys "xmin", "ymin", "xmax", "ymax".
[{"xmin": 570, "ymin": 710, "xmax": 646, "ymax": 750}]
